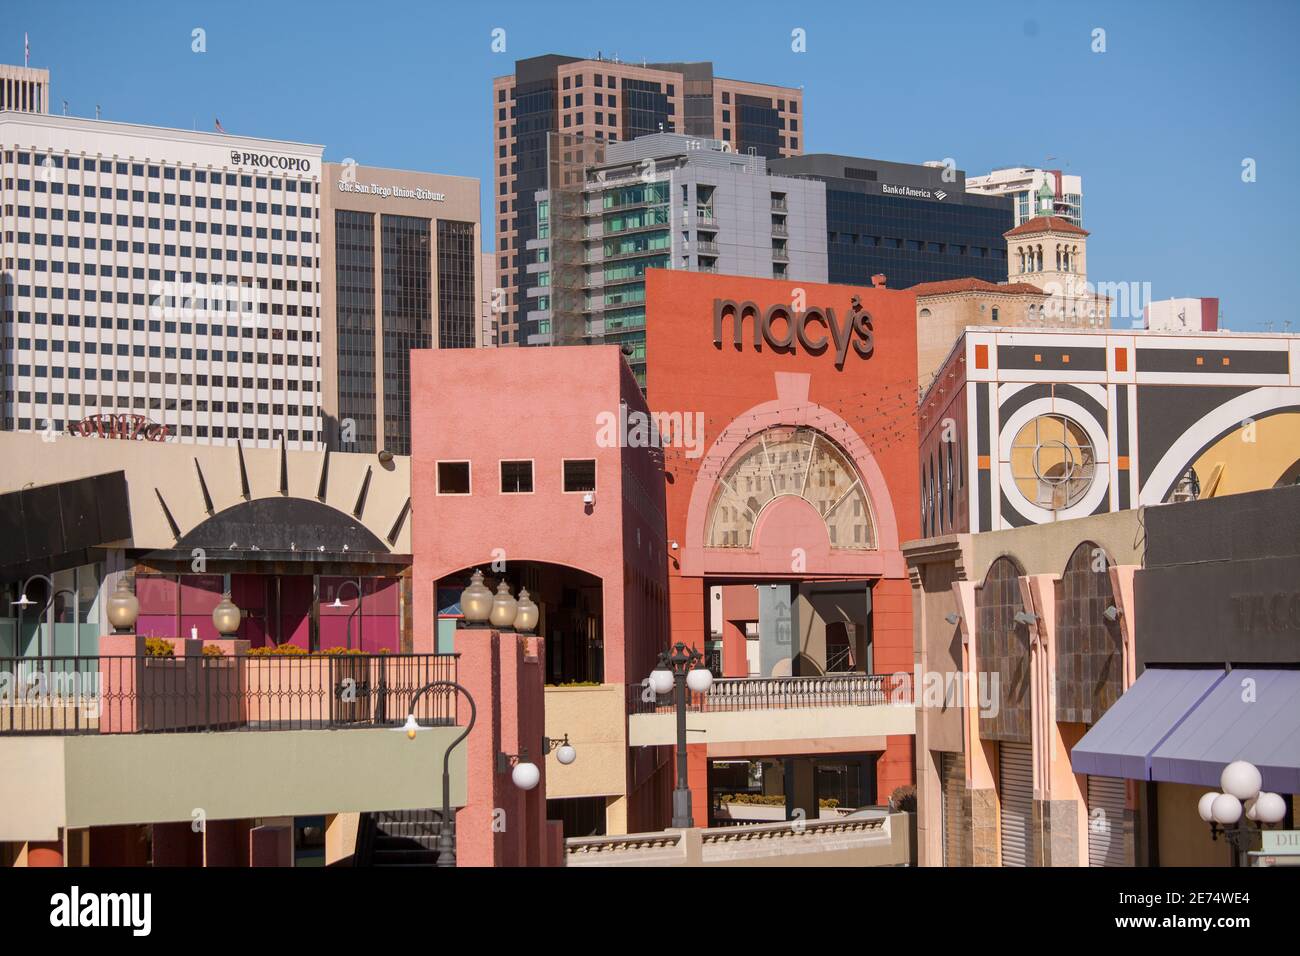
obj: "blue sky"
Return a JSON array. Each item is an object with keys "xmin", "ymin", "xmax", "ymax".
[{"xmin": 9, "ymin": 0, "xmax": 1297, "ymax": 330}]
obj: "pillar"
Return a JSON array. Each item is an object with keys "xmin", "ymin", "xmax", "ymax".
[
  {"xmin": 249, "ymin": 825, "xmax": 292, "ymax": 866},
  {"xmin": 786, "ymin": 757, "xmax": 817, "ymax": 821},
  {"xmin": 152, "ymin": 822, "xmax": 203, "ymax": 866},
  {"xmin": 204, "ymin": 820, "xmax": 252, "ymax": 867},
  {"xmin": 687, "ymin": 742, "xmax": 709, "ymax": 827},
  {"xmin": 455, "ymin": 627, "xmax": 549, "ymax": 866}
]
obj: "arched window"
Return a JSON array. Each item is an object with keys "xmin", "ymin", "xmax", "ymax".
[
  {"xmin": 1055, "ymin": 542, "xmax": 1122, "ymax": 723},
  {"xmin": 705, "ymin": 425, "xmax": 876, "ymax": 550},
  {"xmin": 976, "ymin": 557, "xmax": 1030, "ymax": 742}
]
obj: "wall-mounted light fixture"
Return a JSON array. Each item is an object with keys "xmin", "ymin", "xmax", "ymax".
[
  {"xmin": 1013, "ymin": 610, "xmax": 1039, "ymax": 626},
  {"xmin": 944, "ymin": 612, "xmax": 961, "ymax": 626},
  {"xmin": 497, "ymin": 749, "xmax": 541, "ymax": 790},
  {"xmin": 1103, "ymin": 605, "xmax": 1122, "ymax": 622},
  {"xmin": 544, "ymin": 734, "xmax": 577, "ymax": 766}
]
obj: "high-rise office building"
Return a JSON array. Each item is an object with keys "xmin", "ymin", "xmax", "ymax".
[
  {"xmin": 492, "ymin": 55, "xmax": 804, "ymax": 348},
  {"xmin": 965, "ymin": 166, "xmax": 1084, "ymax": 227},
  {"xmin": 769, "ymin": 154, "xmax": 1013, "ymax": 290},
  {"xmin": 0, "ymin": 110, "xmax": 325, "ymax": 448},
  {"xmin": 524, "ymin": 133, "xmax": 826, "ymax": 380},
  {"xmin": 318, "ymin": 161, "xmax": 482, "ymax": 456}
]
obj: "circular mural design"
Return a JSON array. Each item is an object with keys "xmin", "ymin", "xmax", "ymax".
[{"xmin": 1010, "ymin": 413, "xmax": 1096, "ymax": 511}]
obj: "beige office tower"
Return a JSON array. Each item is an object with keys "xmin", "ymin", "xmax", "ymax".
[
  {"xmin": 318, "ymin": 161, "xmax": 482, "ymax": 456},
  {"xmin": 491, "ymin": 55, "xmax": 804, "ymax": 347},
  {"xmin": 0, "ymin": 64, "xmax": 50, "ymax": 114}
]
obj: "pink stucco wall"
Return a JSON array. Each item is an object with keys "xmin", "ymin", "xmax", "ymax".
[{"xmin": 409, "ymin": 346, "xmax": 669, "ymax": 685}]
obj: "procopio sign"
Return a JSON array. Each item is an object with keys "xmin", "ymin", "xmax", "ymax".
[
  {"xmin": 713, "ymin": 296, "xmax": 875, "ymax": 369},
  {"xmin": 229, "ymin": 150, "xmax": 312, "ymax": 173}
]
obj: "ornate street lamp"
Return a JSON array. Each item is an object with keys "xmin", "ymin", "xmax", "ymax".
[
  {"xmin": 399, "ymin": 680, "xmax": 476, "ymax": 868},
  {"xmin": 648, "ymin": 642, "xmax": 713, "ymax": 828},
  {"xmin": 488, "ymin": 581, "xmax": 518, "ymax": 630},
  {"xmin": 1198, "ymin": 759, "xmax": 1288, "ymax": 866},
  {"xmin": 212, "ymin": 593, "xmax": 242, "ymax": 637},
  {"xmin": 105, "ymin": 575, "xmax": 140, "ymax": 635},
  {"xmin": 514, "ymin": 588, "xmax": 539, "ymax": 634},
  {"xmin": 458, "ymin": 570, "xmax": 493, "ymax": 627}
]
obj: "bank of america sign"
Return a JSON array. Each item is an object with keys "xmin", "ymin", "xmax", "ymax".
[{"xmin": 882, "ymin": 183, "xmax": 947, "ymax": 201}]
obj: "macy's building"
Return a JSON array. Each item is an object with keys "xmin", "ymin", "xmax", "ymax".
[{"xmin": 637, "ymin": 269, "xmax": 920, "ymax": 824}]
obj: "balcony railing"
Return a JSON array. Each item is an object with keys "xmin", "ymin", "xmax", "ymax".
[
  {"xmin": 0, "ymin": 653, "xmax": 458, "ymax": 735},
  {"xmin": 628, "ymin": 672, "xmax": 910, "ymax": 716}
]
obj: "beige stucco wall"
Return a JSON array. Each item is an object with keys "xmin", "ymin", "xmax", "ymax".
[
  {"xmin": 543, "ymin": 684, "xmax": 627, "ymax": 799},
  {"xmin": 0, "ymin": 431, "xmax": 410, "ymax": 552},
  {"xmin": 0, "ymin": 727, "xmax": 465, "ymax": 841},
  {"xmin": 628, "ymin": 703, "xmax": 914, "ymax": 748}
]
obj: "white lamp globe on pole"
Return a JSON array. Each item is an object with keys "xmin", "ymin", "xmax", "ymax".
[
  {"xmin": 1220, "ymin": 760, "xmax": 1263, "ymax": 801},
  {"xmin": 1254, "ymin": 791, "xmax": 1287, "ymax": 825},
  {"xmin": 649, "ymin": 667, "xmax": 674, "ymax": 696},
  {"xmin": 1211, "ymin": 793, "xmax": 1243, "ymax": 826},
  {"xmin": 1197, "ymin": 791, "xmax": 1219, "ymax": 823},
  {"xmin": 686, "ymin": 666, "xmax": 714, "ymax": 694}
]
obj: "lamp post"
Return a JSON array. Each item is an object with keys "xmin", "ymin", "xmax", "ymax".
[
  {"xmin": 649, "ymin": 642, "xmax": 713, "ymax": 828},
  {"xmin": 10, "ymin": 574, "xmax": 76, "ymax": 658},
  {"xmin": 1198, "ymin": 759, "xmax": 1289, "ymax": 866},
  {"xmin": 400, "ymin": 680, "xmax": 476, "ymax": 868},
  {"xmin": 329, "ymin": 578, "xmax": 363, "ymax": 650}
]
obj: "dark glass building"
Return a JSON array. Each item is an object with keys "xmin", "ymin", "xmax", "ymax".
[{"xmin": 769, "ymin": 155, "xmax": 1014, "ymax": 289}]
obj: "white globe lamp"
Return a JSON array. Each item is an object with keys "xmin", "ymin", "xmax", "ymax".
[
  {"xmin": 511, "ymin": 760, "xmax": 541, "ymax": 791},
  {"xmin": 1220, "ymin": 760, "xmax": 1263, "ymax": 801},
  {"xmin": 686, "ymin": 666, "xmax": 714, "ymax": 694}
]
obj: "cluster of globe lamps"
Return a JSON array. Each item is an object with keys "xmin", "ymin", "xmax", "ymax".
[{"xmin": 1198, "ymin": 760, "xmax": 1287, "ymax": 831}]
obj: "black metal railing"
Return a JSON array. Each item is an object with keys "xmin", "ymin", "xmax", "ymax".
[
  {"xmin": 627, "ymin": 673, "xmax": 911, "ymax": 716},
  {"xmin": 0, "ymin": 653, "xmax": 458, "ymax": 736}
]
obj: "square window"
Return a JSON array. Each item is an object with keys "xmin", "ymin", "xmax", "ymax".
[
  {"xmin": 437, "ymin": 461, "xmax": 471, "ymax": 495},
  {"xmin": 563, "ymin": 459, "xmax": 596, "ymax": 493},
  {"xmin": 500, "ymin": 460, "xmax": 533, "ymax": 494}
]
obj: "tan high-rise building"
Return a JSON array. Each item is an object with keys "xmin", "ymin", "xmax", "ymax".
[
  {"xmin": 491, "ymin": 55, "xmax": 804, "ymax": 347},
  {"xmin": 318, "ymin": 162, "xmax": 482, "ymax": 456},
  {"xmin": 0, "ymin": 64, "xmax": 50, "ymax": 114}
]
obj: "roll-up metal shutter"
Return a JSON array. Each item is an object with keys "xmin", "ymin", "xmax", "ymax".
[
  {"xmin": 1087, "ymin": 775, "xmax": 1129, "ymax": 867},
  {"xmin": 998, "ymin": 741, "xmax": 1033, "ymax": 867},
  {"xmin": 940, "ymin": 752, "xmax": 965, "ymax": 867}
]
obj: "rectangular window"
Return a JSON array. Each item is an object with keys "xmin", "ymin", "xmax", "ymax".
[
  {"xmin": 500, "ymin": 460, "xmax": 534, "ymax": 494},
  {"xmin": 437, "ymin": 461, "xmax": 471, "ymax": 495},
  {"xmin": 563, "ymin": 459, "xmax": 597, "ymax": 493}
]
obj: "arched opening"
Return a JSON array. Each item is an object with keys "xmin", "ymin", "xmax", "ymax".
[{"xmin": 436, "ymin": 561, "xmax": 612, "ymax": 686}]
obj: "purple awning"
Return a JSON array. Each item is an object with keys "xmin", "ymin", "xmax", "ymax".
[
  {"xmin": 1150, "ymin": 669, "xmax": 1300, "ymax": 793},
  {"xmin": 1069, "ymin": 668, "xmax": 1225, "ymax": 780}
]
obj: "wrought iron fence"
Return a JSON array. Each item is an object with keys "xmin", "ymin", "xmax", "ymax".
[
  {"xmin": 627, "ymin": 672, "xmax": 912, "ymax": 715},
  {"xmin": 0, "ymin": 653, "xmax": 458, "ymax": 735}
]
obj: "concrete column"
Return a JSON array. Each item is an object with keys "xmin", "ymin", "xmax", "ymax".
[
  {"xmin": 786, "ymin": 757, "xmax": 817, "ymax": 822},
  {"xmin": 152, "ymin": 821, "xmax": 203, "ymax": 866},
  {"xmin": 323, "ymin": 813, "xmax": 359, "ymax": 867},
  {"xmin": 204, "ymin": 820, "xmax": 252, "ymax": 867},
  {"xmin": 687, "ymin": 742, "xmax": 709, "ymax": 827},
  {"xmin": 249, "ymin": 825, "xmax": 292, "ymax": 866},
  {"xmin": 605, "ymin": 794, "xmax": 628, "ymax": 835},
  {"xmin": 89, "ymin": 825, "xmax": 149, "ymax": 866}
]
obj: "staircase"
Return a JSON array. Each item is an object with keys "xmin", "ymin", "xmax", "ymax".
[{"xmin": 356, "ymin": 809, "xmax": 446, "ymax": 867}]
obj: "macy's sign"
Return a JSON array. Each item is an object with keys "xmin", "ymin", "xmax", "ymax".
[{"xmin": 712, "ymin": 296, "xmax": 875, "ymax": 369}]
